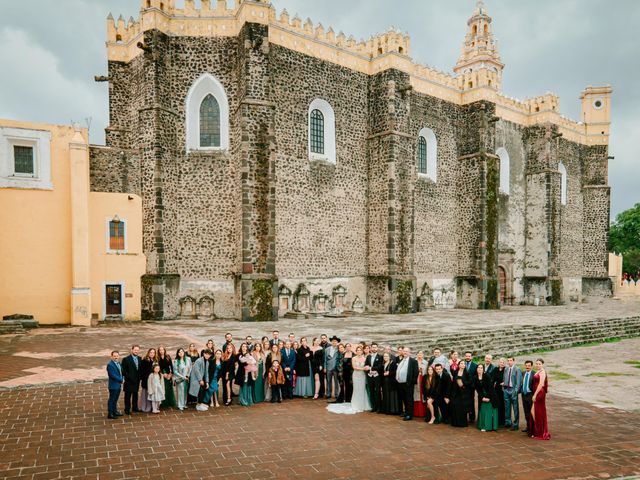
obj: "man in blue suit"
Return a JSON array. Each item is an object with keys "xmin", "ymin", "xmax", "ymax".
[
  {"xmin": 107, "ymin": 351, "xmax": 124, "ymax": 419},
  {"xmin": 281, "ymin": 340, "xmax": 297, "ymax": 400},
  {"xmin": 503, "ymin": 356, "xmax": 523, "ymax": 431}
]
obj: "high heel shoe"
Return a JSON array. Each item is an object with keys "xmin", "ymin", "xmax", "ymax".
[{"xmin": 313, "ymin": 394, "xmax": 319, "ymax": 400}]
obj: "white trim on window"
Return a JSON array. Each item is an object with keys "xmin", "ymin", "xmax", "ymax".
[
  {"xmin": 496, "ymin": 147, "xmax": 510, "ymax": 195},
  {"xmin": 105, "ymin": 216, "xmax": 128, "ymax": 254},
  {"xmin": 558, "ymin": 162, "xmax": 568, "ymax": 205},
  {"xmin": 185, "ymin": 73, "xmax": 230, "ymax": 152},
  {"xmin": 102, "ymin": 281, "xmax": 126, "ymax": 320},
  {"xmin": 0, "ymin": 127, "xmax": 52, "ymax": 190},
  {"xmin": 308, "ymin": 98, "xmax": 336, "ymax": 164},
  {"xmin": 417, "ymin": 127, "xmax": 437, "ymax": 182}
]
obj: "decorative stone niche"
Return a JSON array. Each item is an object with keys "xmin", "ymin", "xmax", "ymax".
[
  {"xmin": 278, "ymin": 285, "xmax": 292, "ymax": 312},
  {"xmin": 179, "ymin": 296, "xmax": 197, "ymax": 319},
  {"xmin": 351, "ymin": 296, "xmax": 365, "ymax": 313},
  {"xmin": 197, "ymin": 296, "xmax": 215, "ymax": 320},
  {"xmin": 294, "ymin": 284, "xmax": 310, "ymax": 313},
  {"xmin": 332, "ymin": 285, "xmax": 347, "ymax": 311},
  {"xmin": 313, "ymin": 289, "xmax": 330, "ymax": 313}
]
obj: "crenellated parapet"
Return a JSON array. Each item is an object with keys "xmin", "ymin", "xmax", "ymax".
[{"xmin": 105, "ymin": 0, "xmax": 610, "ymax": 146}]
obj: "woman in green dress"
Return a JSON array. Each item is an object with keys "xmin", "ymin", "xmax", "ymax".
[
  {"xmin": 157, "ymin": 345, "xmax": 176, "ymax": 408},
  {"xmin": 252, "ymin": 343, "xmax": 266, "ymax": 403},
  {"xmin": 236, "ymin": 343, "xmax": 254, "ymax": 407},
  {"xmin": 474, "ymin": 364, "xmax": 498, "ymax": 432}
]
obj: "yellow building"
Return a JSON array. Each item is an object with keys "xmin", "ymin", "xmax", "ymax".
[{"xmin": 0, "ymin": 119, "xmax": 145, "ymax": 325}]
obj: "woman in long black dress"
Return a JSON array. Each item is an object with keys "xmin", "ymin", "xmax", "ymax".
[
  {"xmin": 381, "ymin": 352, "xmax": 399, "ymax": 415},
  {"xmin": 342, "ymin": 343, "xmax": 354, "ymax": 403},
  {"xmin": 449, "ymin": 360, "xmax": 469, "ymax": 427},
  {"xmin": 494, "ymin": 358, "xmax": 506, "ymax": 427},
  {"xmin": 157, "ymin": 345, "xmax": 176, "ymax": 408},
  {"xmin": 310, "ymin": 337, "xmax": 324, "ymax": 399}
]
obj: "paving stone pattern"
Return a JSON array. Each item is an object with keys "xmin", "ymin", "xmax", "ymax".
[{"xmin": 0, "ymin": 384, "xmax": 639, "ymax": 480}]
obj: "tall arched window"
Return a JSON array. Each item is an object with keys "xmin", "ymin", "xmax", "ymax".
[
  {"xmin": 308, "ymin": 99, "xmax": 336, "ymax": 163},
  {"xmin": 417, "ymin": 127, "xmax": 437, "ymax": 182},
  {"xmin": 558, "ymin": 162, "xmax": 567, "ymax": 205},
  {"xmin": 496, "ymin": 147, "xmax": 510, "ymax": 194},
  {"xmin": 185, "ymin": 73, "xmax": 229, "ymax": 151},
  {"xmin": 310, "ymin": 109, "xmax": 325, "ymax": 154},
  {"xmin": 417, "ymin": 136, "xmax": 427, "ymax": 175},
  {"xmin": 199, "ymin": 94, "xmax": 221, "ymax": 148}
]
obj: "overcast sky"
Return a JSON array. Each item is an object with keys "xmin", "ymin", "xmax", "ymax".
[{"xmin": 1, "ymin": 0, "xmax": 637, "ymax": 217}]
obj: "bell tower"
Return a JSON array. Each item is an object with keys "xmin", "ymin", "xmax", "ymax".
[{"xmin": 454, "ymin": 0, "xmax": 504, "ymax": 91}]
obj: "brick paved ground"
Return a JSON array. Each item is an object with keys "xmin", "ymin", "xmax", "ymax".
[{"xmin": 0, "ymin": 383, "xmax": 639, "ymax": 480}]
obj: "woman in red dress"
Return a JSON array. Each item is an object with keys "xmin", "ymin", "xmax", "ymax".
[
  {"xmin": 528, "ymin": 358, "xmax": 551, "ymax": 440},
  {"xmin": 413, "ymin": 351, "xmax": 428, "ymax": 418}
]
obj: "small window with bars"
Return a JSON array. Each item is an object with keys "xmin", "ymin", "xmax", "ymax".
[
  {"xmin": 109, "ymin": 219, "xmax": 125, "ymax": 251},
  {"xmin": 199, "ymin": 94, "xmax": 221, "ymax": 148},
  {"xmin": 310, "ymin": 109, "xmax": 325, "ymax": 155},
  {"xmin": 14, "ymin": 146, "xmax": 35, "ymax": 176},
  {"xmin": 417, "ymin": 136, "xmax": 427, "ymax": 175}
]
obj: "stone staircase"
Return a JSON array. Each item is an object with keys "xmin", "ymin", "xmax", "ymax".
[{"xmin": 379, "ymin": 316, "xmax": 640, "ymax": 358}]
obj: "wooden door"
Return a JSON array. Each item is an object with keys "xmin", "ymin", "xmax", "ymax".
[
  {"xmin": 106, "ymin": 285, "xmax": 122, "ymax": 315},
  {"xmin": 498, "ymin": 267, "xmax": 507, "ymax": 304}
]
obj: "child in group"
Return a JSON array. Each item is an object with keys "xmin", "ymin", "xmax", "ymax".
[
  {"xmin": 147, "ymin": 363, "xmax": 165, "ymax": 413},
  {"xmin": 243, "ymin": 353, "xmax": 258, "ymax": 381},
  {"xmin": 268, "ymin": 359, "xmax": 285, "ymax": 403}
]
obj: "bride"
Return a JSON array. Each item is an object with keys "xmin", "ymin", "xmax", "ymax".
[{"xmin": 327, "ymin": 345, "xmax": 371, "ymax": 414}]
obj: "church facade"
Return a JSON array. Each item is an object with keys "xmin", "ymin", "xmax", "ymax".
[{"xmin": 91, "ymin": 0, "xmax": 613, "ymax": 321}]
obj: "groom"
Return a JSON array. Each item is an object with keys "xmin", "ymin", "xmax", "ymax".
[
  {"xmin": 365, "ymin": 342, "xmax": 384, "ymax": 413},
  {"xmin": 396, "ymin": 347, "xmax": 419, "ymax": 421}
]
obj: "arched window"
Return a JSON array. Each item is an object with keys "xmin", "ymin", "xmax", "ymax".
[
  {"xmin": 417, "ymin": 127, "xmax": 437, "ymax": 181},
  {"xmin": 496, "ymin": 147, "xmax": 510, "ymax": 194},
  {"xmin": 308, "ymin": 99, "xmax": 336, "ymax": 163},
  {"xmin": 559, "ymin": 162, "xmax": 567, "ymax": 205},
  {"xmin": 199, "ymin": 94, "xmax": 220, "ymax": 148},
  {"xmin": 417, "ymin": 136, "xmax": 427, "ymax": 175},
  {"xmin": 310, "ymin": 109, "xmax": 324, "ymax": 154},
  {"xmin": 185, "ymin": 73, "xmax": 229, "ymax": 151}
]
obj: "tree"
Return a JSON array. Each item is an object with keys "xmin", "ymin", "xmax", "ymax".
[{"xmin": 609, "ymin": 202, "xmax": 640, "ymax": 277}]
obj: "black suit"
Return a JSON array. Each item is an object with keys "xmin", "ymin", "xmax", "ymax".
[
  {"xmin": 464, "ymin": 361, "xmax": 478, "ymax": 421},
  {"xmin": 520, "ymin": 370, "xmax": 536, "ymax": 432},
  {"xmin": 397, "ymin": 357, "xmax": 419, "ymax": 419},
  {"xmin": 435, "ymin": 370, "xmax": 452, "ymax": 423},
  {"xmin": 365, "ymin": 353, "xmax": 384, "ymax": 412},
  {"xmin": 121, "ymin": 354, "xmax": 141, "ymax": 413}
]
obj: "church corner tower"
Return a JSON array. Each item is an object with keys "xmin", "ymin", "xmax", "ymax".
[{"xmin": 454, "ymin": 0, "xmax": 504, "ymax": 91}]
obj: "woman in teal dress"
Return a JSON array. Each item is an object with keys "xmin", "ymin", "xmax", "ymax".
[
  {"xmin": 236, "ymin": 343, "xmax": 254, "ymax": 407},
  {"xmin": 252, "ymin": 343, "xmax": 266, "ymax": 403},
  {"xmin": 474, "ymin": 364, "xmax": 498, "ymax": 432}
]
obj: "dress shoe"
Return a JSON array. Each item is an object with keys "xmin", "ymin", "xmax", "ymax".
[
  {"xmin": 124, "ymin": 411, "xmax": 131, "ymax": 415},
  {"xmin": 114, "ymin": 411, "xmax": 124, "ymax": 417},
  {"xmin": 521, "ymin": 428, "xmax": 528, "ymax": 433},
  {"xmin": 510, "ymin": 425, "xmax": 518, "ymax": 431},
  {"xmin": 132, "ymin": 409, "xmax": 141, "ymax": 413},
  {"xmin": 107, "ymin": 414, "xmax": 117, "ymax": 419},
  {"xmin": 403, "ymin": 416, "xmax": 412, "ymax": 421}
]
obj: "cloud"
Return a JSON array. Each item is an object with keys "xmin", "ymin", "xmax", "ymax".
[{"xmin": 0, "ymin": 27, "xmax": 106, "ymax": 136}]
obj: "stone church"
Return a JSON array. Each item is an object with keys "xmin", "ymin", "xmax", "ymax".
[{"xmin": 90, "ymin": 0, "xmax": 613, "ymax": 320}]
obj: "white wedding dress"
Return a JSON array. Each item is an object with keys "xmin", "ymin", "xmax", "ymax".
[{"xmin": 327, "ymin": 357, "xmax": 372, "ymax": 415}]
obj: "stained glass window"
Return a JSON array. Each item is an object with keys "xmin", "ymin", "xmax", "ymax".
[
  {"xmin": 200, "ymin": 94, "xmax": 220, "ymax": 148},
  {"xmin": 14, "ymin": 146, "xmax": 34, "ymax": 175},
  {"xmin": 310, "ymin": 109, "xmax": 324, "ymax": 155},
  {"xmin": 109, "ymin": 220, "xmax": 125, "ymax": 251},
  {"xmin": 417, "ymin": 136, "xmax": 427, "ymax": 174}
]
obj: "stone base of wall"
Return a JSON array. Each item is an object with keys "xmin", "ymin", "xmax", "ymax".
[
  {"xmin": 582, "ymin": 277, "xmax": 612, "ymax": 297},
  {"xmin": 141, "ymin": 274, "xmax": 180, "ymax": 320}
]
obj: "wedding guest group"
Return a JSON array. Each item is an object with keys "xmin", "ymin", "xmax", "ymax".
[{"xmin": 106, "ymin": 335, "xmax": 550, "ymax": 440}]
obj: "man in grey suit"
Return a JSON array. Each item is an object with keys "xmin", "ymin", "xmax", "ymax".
[
  {"xmin": 503, "ymin": 356, "xmax": 523, "ymax": 431},
  {"xmin": 324, "ymin": 335, "xmax": 341, "ymax": 400}
]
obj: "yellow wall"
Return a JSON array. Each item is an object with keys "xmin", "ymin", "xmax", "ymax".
[
  {"xmin": 0, "ymin": 118, "xmax": 145, "ymax": 325},
  {"xmin": 0, "ymin": 120, "xmax": 75, "ymax": 324},
  {"xmin": 89, "ymin": 192, "xmax": 146, "ymax": 321}
]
